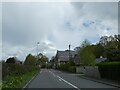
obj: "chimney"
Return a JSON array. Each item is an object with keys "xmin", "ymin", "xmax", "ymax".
[{"xmin": 69, "ymin": 44, "xmax": 70, "ymax": 51}]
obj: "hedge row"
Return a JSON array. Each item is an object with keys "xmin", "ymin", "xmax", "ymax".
[
  {"xmin": 58, "ymin": 63, "xmax": 76, "ymax": 73},
  {"xmin": 2, "ymin": 63, "xmax": 39, "ymax": 79},
  {"xmin": 98, "ymin": 61, "xmax": 120, "ymax": 81}
]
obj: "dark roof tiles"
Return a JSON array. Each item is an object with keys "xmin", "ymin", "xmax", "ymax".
[{"xmin": 56, "ymin": 51, "xmax": 77, "ymax": 61}]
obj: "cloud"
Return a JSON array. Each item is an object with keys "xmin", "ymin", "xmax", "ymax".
[
  {"xmin": 0, "ymin": 2, "xmax": 2, "ymax": 60},
  {"xmin": 2, "ymin": 2, "xmax": 118, "ymax": 61}
]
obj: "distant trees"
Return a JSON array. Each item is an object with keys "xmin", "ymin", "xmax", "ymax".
[
  {"xmin": 99, "ymin": 35, "xmax": 120, "ymax": 61},
  {"xmin": 24, "ymin": 53, "xmax": 49, "ymax": 68},
  {"xmin": 92, "ymin": 44, "xmax": 105, "ymax": 58},
  {"xmin": 6, "ymin": 57, "xmax": 16, "ymax": 63},
  {"xmin": 24, "ymin": 54, "xmax": 37, "ymax": 66},
  {"xmin": 77, "ymin": 35, "xmax": 120, "ymax": 66},
  {"xmin": 38, "ymin": 54, "xmax": 48, "ymax": 68},
  {"xmin": 81, "ymin": 39, "xmax": 91, "ymax": 48}
]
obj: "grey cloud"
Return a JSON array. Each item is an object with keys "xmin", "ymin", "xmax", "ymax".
[
  {"xmin": 71, "ymin": 2, "xmax": 118, "ymax": 20},
  {"xmin": 2, "ymin": 2, "xmax": 118, "ymax": 60}
]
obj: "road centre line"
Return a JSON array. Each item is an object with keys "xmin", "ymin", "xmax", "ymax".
[
  {"xmin": 49, "ymin": 71, "xmax": 56, "ymax": 77},
  {"xmin": 49, "ymin": 71, "xmax": 81, "ymax": 90},
  {"xmin": 56, "ymin": 75, "xmax": 81, "ymax": 90},
  {"xmin": 59, "ymin": 78, "xmax": 62, "ymax": 81}
]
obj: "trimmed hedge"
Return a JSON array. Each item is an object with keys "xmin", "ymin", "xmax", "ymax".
[
  {"xmin": 98, "ymin": 62, "xmax": 120, "ymax": 81},
  {"xmin": 58, "ymin": 63, "xmax": 76, "ymax": 73},
  {"xmin": 68, "ymin": 66, "xmax": 76, "ymax": 73}
]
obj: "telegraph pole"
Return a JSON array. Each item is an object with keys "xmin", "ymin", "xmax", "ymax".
[
  {"xmin": 37, "ymin": 42, "xmax": 40, "ymax": 61},
  {"xmin": 69, "ymin": 44, "xmax": 70, "ymax": 61}
]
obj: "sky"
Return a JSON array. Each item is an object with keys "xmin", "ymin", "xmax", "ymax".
[{"xmin": 1, "ymin": 1, "xmax": 118, "ymax": 61}]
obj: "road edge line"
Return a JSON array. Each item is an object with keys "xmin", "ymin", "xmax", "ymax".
[{"xmin": 22, "ymin": 71, "xmax": 40, "ymax": 89}]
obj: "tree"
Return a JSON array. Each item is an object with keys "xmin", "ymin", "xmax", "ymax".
[
  {"xmin": 105, "ymin": 40, "xmax": 120, "ymax": 61},
  {"xmin": 114, "ymin": 35, "xmax": 120, "ymax": 49},
  {"xmin": 78, "ymin": 40, "xmax": 95, "ymax": 66},
  {"xmin": 99, "ymin": 35, "xmax": 120, "ymax": 61},
  {"xmin": 6, "ymin": 57, "xmax": 16, "ymax": 63},
  {"xmin": 24, "ymin": 54, "xmax": 36, "ymax": 66},
  {"xmin": 92, "ymin": 44, "xmax": 105, "ymax": 58},
  {"xmin": 37, "ymin": 55, "xmax": 48, "ymax": 68},
  {"xmin": 79, "ymin": 46, "xmax": 96, "ymax": 66},
  {"xmin": 81, "ymin": 39, "xmax": 91, "ymax": 48},
  {"xmin": 74, "ymin": 47, "xmax": 80, "ymax": 52},
  {"xmin": 99, "ymin": 36, "xmax": 109, "ymax": 46}
]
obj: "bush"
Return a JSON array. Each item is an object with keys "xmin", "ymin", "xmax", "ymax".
[
  {"xmin": 2, "ymin": 70, "xmax": 39, "ymax": 88},
  {"xmin": 98, "ymin": 61, "xmax": 120, "ymax": 81},
  {"xmin": 58, "ymin": 63, "xmax": 76, "ymax": 73},
  {"xmin": 2, "ymin": 63, "xmax": 39, "ymax": 79},
  {"xmin": 68, "ymin": 66, "xmax": 76, "ymax": 73}
]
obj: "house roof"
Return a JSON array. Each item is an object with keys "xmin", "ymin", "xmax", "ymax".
[
  {"xmin": 96, "ymin": 58, "xmax": 107, "ymax": 63},
  {"xmin": 56, "ymin": 50, "xmax": 77, "ymax": 62}
]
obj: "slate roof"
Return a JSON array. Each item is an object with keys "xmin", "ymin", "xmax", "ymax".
[
  {"xmin": 96, "ymin": 58, "xmax": 107, "ymax": 63},
  {"xmin": 56, "ymin": 51, "xmax": 77, "ymax": 62}
]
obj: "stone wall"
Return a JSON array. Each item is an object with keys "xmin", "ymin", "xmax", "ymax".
[
  {"xmin": 76, "ymin": 66, "xmax": 85, "ymax": 74},
  {"xmin": 76, "ymin": 66, "xmax": 101, "ymax": 79},
  {"xmin": 85, "ymin": 66, "xmax": 101, "ymax": 79}
]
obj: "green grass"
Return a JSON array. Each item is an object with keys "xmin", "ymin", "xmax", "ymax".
[
  {"xmin": 2, "ymin": 70, "xmax": 39, "ymax": 89},
  {"xmin": 0, "ymin": 81, "xmax": 2, "ymax": 90}
]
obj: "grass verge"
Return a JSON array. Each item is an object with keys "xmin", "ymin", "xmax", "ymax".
[
  {"xmin": 2, "ymin": 70, "xmax": 39, "ymax": 89},
  {"xmin": 0, "ymin": 81, "xmax": 2, "ymax": 90}
]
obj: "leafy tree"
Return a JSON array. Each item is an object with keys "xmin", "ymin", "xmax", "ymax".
[
  {"xmin": 114, "ymin": 35, "xmax": 120, "ymax": 49},
  {"xmin": 99, "ymin": 36, "xmax": 109, "ymax": 46},
  {"xmin": 37, "ymin": 54, "xmax": 48, "ymax": 68},
  {"xmin": 74, "ymin": 47, "xmax": 81, "ymax": 52},
  {"xmin": 81, "ymin": 39, "xmax": 91, "ymax": 48},
  {"xmin": 105, "ymin": 40, "xmax": 120, "ymax": 61},
  {"xmin": 78, "ymin": 40, "xmax": 95, "ymax": 66},
  {"xmin": 99, "ymin": 35, "xmax": 120, "ymax": 61},
  {"xmin": 79, "ymin": 46, "xmax": 96, "ymax": 66},
  {"xmin": 24, "ymin": 54, "xmax": 36, "ymax": 66},
  {"xmin": 92, "ymin": 44, "xmax": 105, "ymax": 58},
  {"xmin": 6, "ymin": 57, "xmax": 16, "ymax": 63}
]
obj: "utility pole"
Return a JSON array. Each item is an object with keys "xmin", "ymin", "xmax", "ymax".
[
  {"xmin": 69, "ymin": 44, "xmax": 70, "ymax": 61},
  {"xmin": 37, "ymin": 42, "xmax": 40, "ymax": 61}
]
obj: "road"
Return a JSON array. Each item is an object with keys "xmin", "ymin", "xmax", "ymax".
[{"xmin": 26, "ymin": 69, "xmax": 118, "ymax": 90}]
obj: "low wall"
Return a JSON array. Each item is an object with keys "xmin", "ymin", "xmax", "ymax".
[
  {"xmin": 76, "ymin": 66, "xmax": 85, "ymax": 74},
  {"xmin": 76, "ymin": 66, "xmax": 101, "ymax": 79},
  {"xmin": 85, "ymin": 66, "xmax": 101, "ymax": 79}
]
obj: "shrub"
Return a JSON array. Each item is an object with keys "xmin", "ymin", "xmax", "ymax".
[
  {"xmin": 98, "ymin": 61, "xmax": 120, "ymax": 81},
  {"xmin": 2, "ymin": 63, "xmax": 39, "ymax": 79},
  {"xmin": 58, "ymin": 63, "xmax": 76, "ymax": 73},
  {"xmin": 68, "ymin": 66, "xmax": 76, "ymax": 73}
]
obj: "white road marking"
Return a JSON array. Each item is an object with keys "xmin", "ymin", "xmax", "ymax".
[
  {"xmin": 49, "ymin": 71, "xmax": 56, "ymax": 77},
  {"xmin": 59, "ymin": 78, "xmax": 62, "ymax": 81},
  {"xmin": 49, "ymin": 71, "xmax": 81, "ymax": 90},
  {"xmin": 56, "ymin": 75, "xmax": 81, "ymax": 90}
]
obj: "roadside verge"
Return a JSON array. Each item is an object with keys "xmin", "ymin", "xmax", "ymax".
[
  {"xmin": 79, "ymin": 75, "xmax": 120, "ymax": 88},
  {"xmin": 22, "ymin": 71, "xmax": 40, "ymax": 89}
]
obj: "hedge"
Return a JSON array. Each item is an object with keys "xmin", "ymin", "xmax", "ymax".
[
  {"xmin": 98, "ymin": 61, "xmax": 120, "ymax": 81},
  {"xmin": 68, "ymin": 66, "xmax": 76, "ymax": 73},
  {"xmin": 2, "ymin": 63, "xmax": 39, "ymax": 79},
  {"xmin": 58, "ymin": 63, "xmax": 76, "ymax": 73}
]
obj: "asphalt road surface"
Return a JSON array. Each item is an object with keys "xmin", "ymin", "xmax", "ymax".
[{"xmin": 26, "ymin": 69, "xmax": 118, "ymax": 90}]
